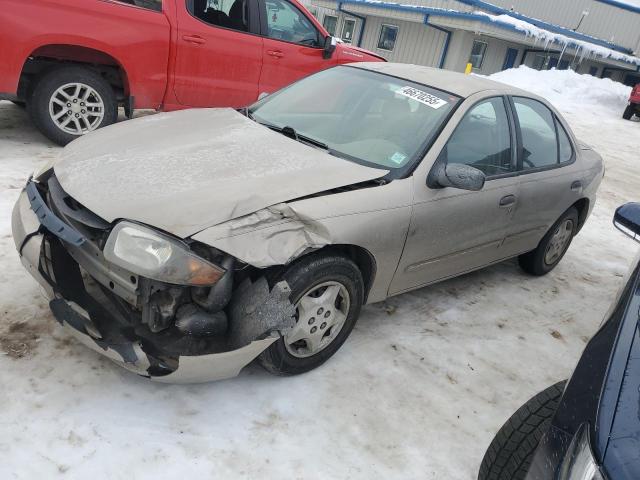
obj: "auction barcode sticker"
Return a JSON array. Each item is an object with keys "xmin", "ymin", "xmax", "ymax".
[{"xmin": 396, "ymin": 86, "xmax": 448, "ymax": 109}]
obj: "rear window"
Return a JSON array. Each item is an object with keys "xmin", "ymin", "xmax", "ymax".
[{"xmin": 115, "ymin": 0, "xmax": 162, "ymax": 12}]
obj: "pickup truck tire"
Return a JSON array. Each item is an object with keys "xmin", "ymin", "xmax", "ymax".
[
  {"xmin": 623, "ymin": 104, "xmax": 635, "ymax": 120},
  {"xmin": 478, "ymin": 381, "xmax": 566, "ymax": 480},
  {"xmin": 28, "ymin": 67, "xmax": 118, "ymax": 146},
  {"xmin": 518, "ymin": 207, "xmax": 578, "ymax": 276},
  {"xmin": 259, "ymin": 253, "xmax": 364, "ymax": 376}
]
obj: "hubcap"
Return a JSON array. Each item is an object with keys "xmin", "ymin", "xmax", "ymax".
[
  {"xmin": 544, "ymin": 219, "xmax": 574, "ymax": 265},
  {"xmin": 284, "ymin": 281, "xmax": 350, "ymax": 358},
  {"xmin": 49, "ymin": 83, "xmax": 105, "ymax": 135}
]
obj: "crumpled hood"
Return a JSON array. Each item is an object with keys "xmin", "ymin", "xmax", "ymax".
[{"xmin": 54, "ymin": 108, "xmax": 386, "ymax": 237}]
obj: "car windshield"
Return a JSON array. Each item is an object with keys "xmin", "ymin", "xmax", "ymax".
[{"xmin": 249, "ymin": 66, "xmax": 460, "ymax": 170}]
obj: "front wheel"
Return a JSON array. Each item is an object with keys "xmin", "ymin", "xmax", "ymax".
[
  {"xmin": 259, "ymin": 253, "xmax": 364, "ymax": 376},
  {"xmin": 28, "ymin": 66, "xmax": 118, "ymax": 146},
  {"xmin": 623, "ymin": 104, "xmax": 636, "ymax": 120},
  {"xmin": 519, "ymin": 207, "xmax": 579, "ymax": 276},
  {"xmin": 478, "ymin": 381, "xmax": 566, "ymax": 480}
]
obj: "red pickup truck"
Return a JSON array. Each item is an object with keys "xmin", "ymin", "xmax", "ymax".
[
  {"xmin": 623, "ymin": 83, "xmax": 640, "ymax": 120},
  {"xmin": 0, "ymin": 0, "xmax": 383, "ymax": 145}
]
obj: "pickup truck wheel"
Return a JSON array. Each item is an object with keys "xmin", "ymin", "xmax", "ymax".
[
  {"xmin": 28, "ymin": 67, "xmax": 117, "ymax": 146},
  {"xmin": 518, "ymin": 207, "xmax": 578, "ymax": 276},
  {"xmin": 478, "ymin": 381, "xmax": 566, "ymax": 480},
  {"xmin": 623, "ymin": 104, "xmax": 635, "ymax": 120},
  {"xmin": 258, "ymin": 253, "xmax": 364, "ymax": 376}
]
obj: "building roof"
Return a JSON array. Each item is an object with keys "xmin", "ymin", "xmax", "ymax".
[{"xmin": 351, "ymin": 62, "xmax": 530, "ymax": 97}]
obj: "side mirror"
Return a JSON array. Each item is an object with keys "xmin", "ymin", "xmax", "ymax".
[
  {"xmin": 614, "ymin": 202, "xmax": 640, "ymax": 241},
  {"xmin": 428, "ymin": 162, "xmax": 486, "ymax": 191},
  {"xmin": 323, "ymin": 36, "xmax": 337, "ymax": 59}
]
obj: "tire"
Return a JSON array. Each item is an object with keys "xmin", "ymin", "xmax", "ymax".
[
  {"xmin": 518, "ymin": 207, "xmax": 579, "ymax": 276},
  {"xmin": 28, "ymin": 66, "xmax": 118, "ymax": 146},
  {"xmin": 478, "ymin": 381, "xmax": 566, "ymax": 480},
  {"xmin": 623, "ymin": 104, "xmax": 634, "ymax": 120},
  {"xmin": 259, "ymin": 253, "xmax": 364, "ymax": 376},
  {"xmin": 11, "ymin": 100, "xmax": 26, "ymax": 109}
]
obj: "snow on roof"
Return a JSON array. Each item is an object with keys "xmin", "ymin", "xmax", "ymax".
[{"xmin": 475, "ymin": 11, "xmax": 640, "ymax": 67}]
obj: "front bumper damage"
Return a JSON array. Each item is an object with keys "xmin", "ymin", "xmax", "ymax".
[{"xmin": 11, "ymin": 178, "xmax": 295, "ymax": 383}]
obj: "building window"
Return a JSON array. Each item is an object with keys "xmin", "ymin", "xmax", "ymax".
[
  {"xmin": 322, "ymin": 14, "xmax": 338, "ymax": 36},
  {"xmin": 341, "ymin": 18, "xmax": 356, "ymax": 43},
  {"xmin": 532, "ymin": 53, "xmax": 547, "ymax": 70},
  {"xmin": 588, "ymin": 66, "xmax": 599, "ymax": 76},
  {"xmin": 468, "ymin": 40, "xmax": 488, "ymax": 69},
  {"xmin": 377, "ymin": 24, "xmax": 398, "ymax": 51}
]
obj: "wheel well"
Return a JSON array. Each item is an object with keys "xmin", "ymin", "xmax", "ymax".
[
  {"xmin": 572, "ymin": 198, "xmax": 590, "ymax": 232},
  {"xmin": 314, "ymin": 245, "xmax": 377, "ymax": 302},
  {"xmin": 17, "ymin": 44, "xmax": 129, "ymax": 102}
]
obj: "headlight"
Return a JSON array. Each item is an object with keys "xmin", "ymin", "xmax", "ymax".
[
  {"xmin": 104, "ymin": 221, "xmax": 225, "ymax": 286},
  {"xmin": 560, "ymin": 425, "xmax": 605, "ymax": 480}
]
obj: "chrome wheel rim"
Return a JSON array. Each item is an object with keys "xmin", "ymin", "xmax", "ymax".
[
  {"xmin": 544, "ymin": 219, "xmax": 574, "ymax": 265},
  {"xmin": 49, "ymin": 82, "xmax": 105, "ymax": 135},
  {"xmin": 284, "ymin": 281, "xmax": 350, "ymax": 358}
]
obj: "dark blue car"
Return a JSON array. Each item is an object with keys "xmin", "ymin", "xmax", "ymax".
[{"xmin": 479, "ymin": 203, "xmax": 640, "ymax": 480}]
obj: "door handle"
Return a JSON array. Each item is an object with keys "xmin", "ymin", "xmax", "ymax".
[
  {"xmin": 570, "ymin": 180, "xmax": 583, "ymax": 192},
  {"xmin": 182, "ymin": 34, "xmax": 206, "ymax": 45},
  {"xmin": 267, "ymin": 50, "xmax": 284, "ymax": 58},
  {"xmin": 499, "ymin": 194, "xmax": 517, "ymax": 207}
]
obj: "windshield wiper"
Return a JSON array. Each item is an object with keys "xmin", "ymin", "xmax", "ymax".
[{"xmin": 267, "ymin": 124, "xmax": 329, "ymax": 150}]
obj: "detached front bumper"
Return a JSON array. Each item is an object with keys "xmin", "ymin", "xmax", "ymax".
[{"xmin": 11, "ymin": 183, "xmax": 280, "ymax": 383}]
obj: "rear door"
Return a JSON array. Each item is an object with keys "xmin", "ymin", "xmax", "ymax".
[
  {"xmin": 390, "ymin": 96, "xmax": 520, "ymax": 294},
  {"xmin": 173, "ymin": 0, "xmax": 263, "ymax": 107},
  {"xmin": 257, "ymin": 0, "xmax": 333, "ymax": 96},
  {"xmin": 501, "ymin": 97, "xmax": 584, "ymax": 256}
]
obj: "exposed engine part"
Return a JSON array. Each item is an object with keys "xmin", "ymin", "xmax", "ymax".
[
  {"xmin": 175, "ymin": 303, "xmax": 228, "ymax": 336},
  {"xmin": 142, "ymin": 286, "xmax": 185, "ymax": 332},
  {"xmin": 192, "ymin": 255, "xmax": 235, "ymax": 312}
]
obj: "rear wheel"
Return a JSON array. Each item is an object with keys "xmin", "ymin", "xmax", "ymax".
[
  {"xmin": 519, "ymin": 207, "xmax": 578, "ymax": 276},
  {"xmin": 478, "ymin": 381, "xmax": 566, "ymax": 480},
  {"xmin": 259, "ymin": 253, "xmax": 364, "ymax": 376},
  {"xmin": 28, "ymin": 67, "xmax": 118, "ymax": 145},
  {"xmin": 623, "ymin": 104, "xmax": 635, "ymax": 120}
]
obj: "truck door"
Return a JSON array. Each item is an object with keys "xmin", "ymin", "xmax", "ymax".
[
  {"xmin": 173, "ymin": 0, "xmax": 263, "ymax": 107},
  {"xmin": 257, "ymin": 0, "xmax": 333, "ymax": 96}
]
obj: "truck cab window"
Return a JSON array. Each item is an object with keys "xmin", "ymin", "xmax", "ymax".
[
  {"xmin": 264, "ymin": 0, "xmax": 319, "ymax": 46},
  {"xmin": 116, "ymin": 0, "xmax": 162, "ymax": 11},
  {"xmin": 191, "ymin": 0, "xmax": 249, "ymax": 32}
]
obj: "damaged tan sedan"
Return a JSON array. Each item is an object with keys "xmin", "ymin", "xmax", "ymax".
[{"xmin": 12, "ymin": 63, "xmax": 603, "ymax": 382}]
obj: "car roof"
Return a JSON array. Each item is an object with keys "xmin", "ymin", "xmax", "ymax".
[{"xmin": 350, "ymin": 62, "xmax": 530, "ymax": 98}]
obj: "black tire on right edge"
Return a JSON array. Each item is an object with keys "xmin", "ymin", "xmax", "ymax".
[
  {"xmin": 623, "ymin": 104, "xmax": 635, "ymax": 120},
  {"xmin": 478, "ymin": 381, "xmax": 567, "ymax": 480}
]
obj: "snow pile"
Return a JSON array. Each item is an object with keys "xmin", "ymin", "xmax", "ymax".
[
  {"xmin": 486, "ymin": 66, "xmax": 632, "ymax": 117},
  {"xmin": 476, "ymin": 11, "xmax": 640, "ymax": 66}
]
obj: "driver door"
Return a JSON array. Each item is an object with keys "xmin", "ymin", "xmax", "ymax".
[
  {"xmin": 258, "ymin": 0, "xmax": 333, "ymax": 96},
  {"xmin": 390, "ymin": 96, "xmax": 521, "ymax": 294}
]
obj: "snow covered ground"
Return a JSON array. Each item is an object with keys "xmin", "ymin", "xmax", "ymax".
[{"xmin": 0, "ymin": 67, "xmax": 638, "ymax": 479}]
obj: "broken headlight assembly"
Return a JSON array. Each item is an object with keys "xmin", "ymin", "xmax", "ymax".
[{"xmin": 104, "ymin": 221, "xmax": 224, "ymax": 286}]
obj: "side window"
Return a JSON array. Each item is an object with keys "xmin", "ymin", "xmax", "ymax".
[
  {"xmin": 191, "ymin": 0, "xmax": 249, "ymax": 32},
  {"xmin": 513, "ymin": 97, "xmax": 558, "ymax": 169},
  {"xmin": 265, "ymin": 0, "xmax": 320, "ymax": 46},
  {"xmin": 443, "ymin": 97, "xmax": 513, "ymax": 177},
  {"xmin": 322, "ymin": 14, "xmax": 337, "ymax": 36},
  {"xmin": 117, "ymin": 0, "xmax": 162, "ymax": 11},
  {"xmin": 556, "ymin": 119, "xmax": 574, "ymax": 163}
]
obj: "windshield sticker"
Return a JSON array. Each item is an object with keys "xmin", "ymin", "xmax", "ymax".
[
  {"xmin": 396, "ymin": 86, "xmax": 448, "ymax": 109},
  {"xmin": 389, "ymin": 152, "xmax": 407, "ymax": 165}
]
